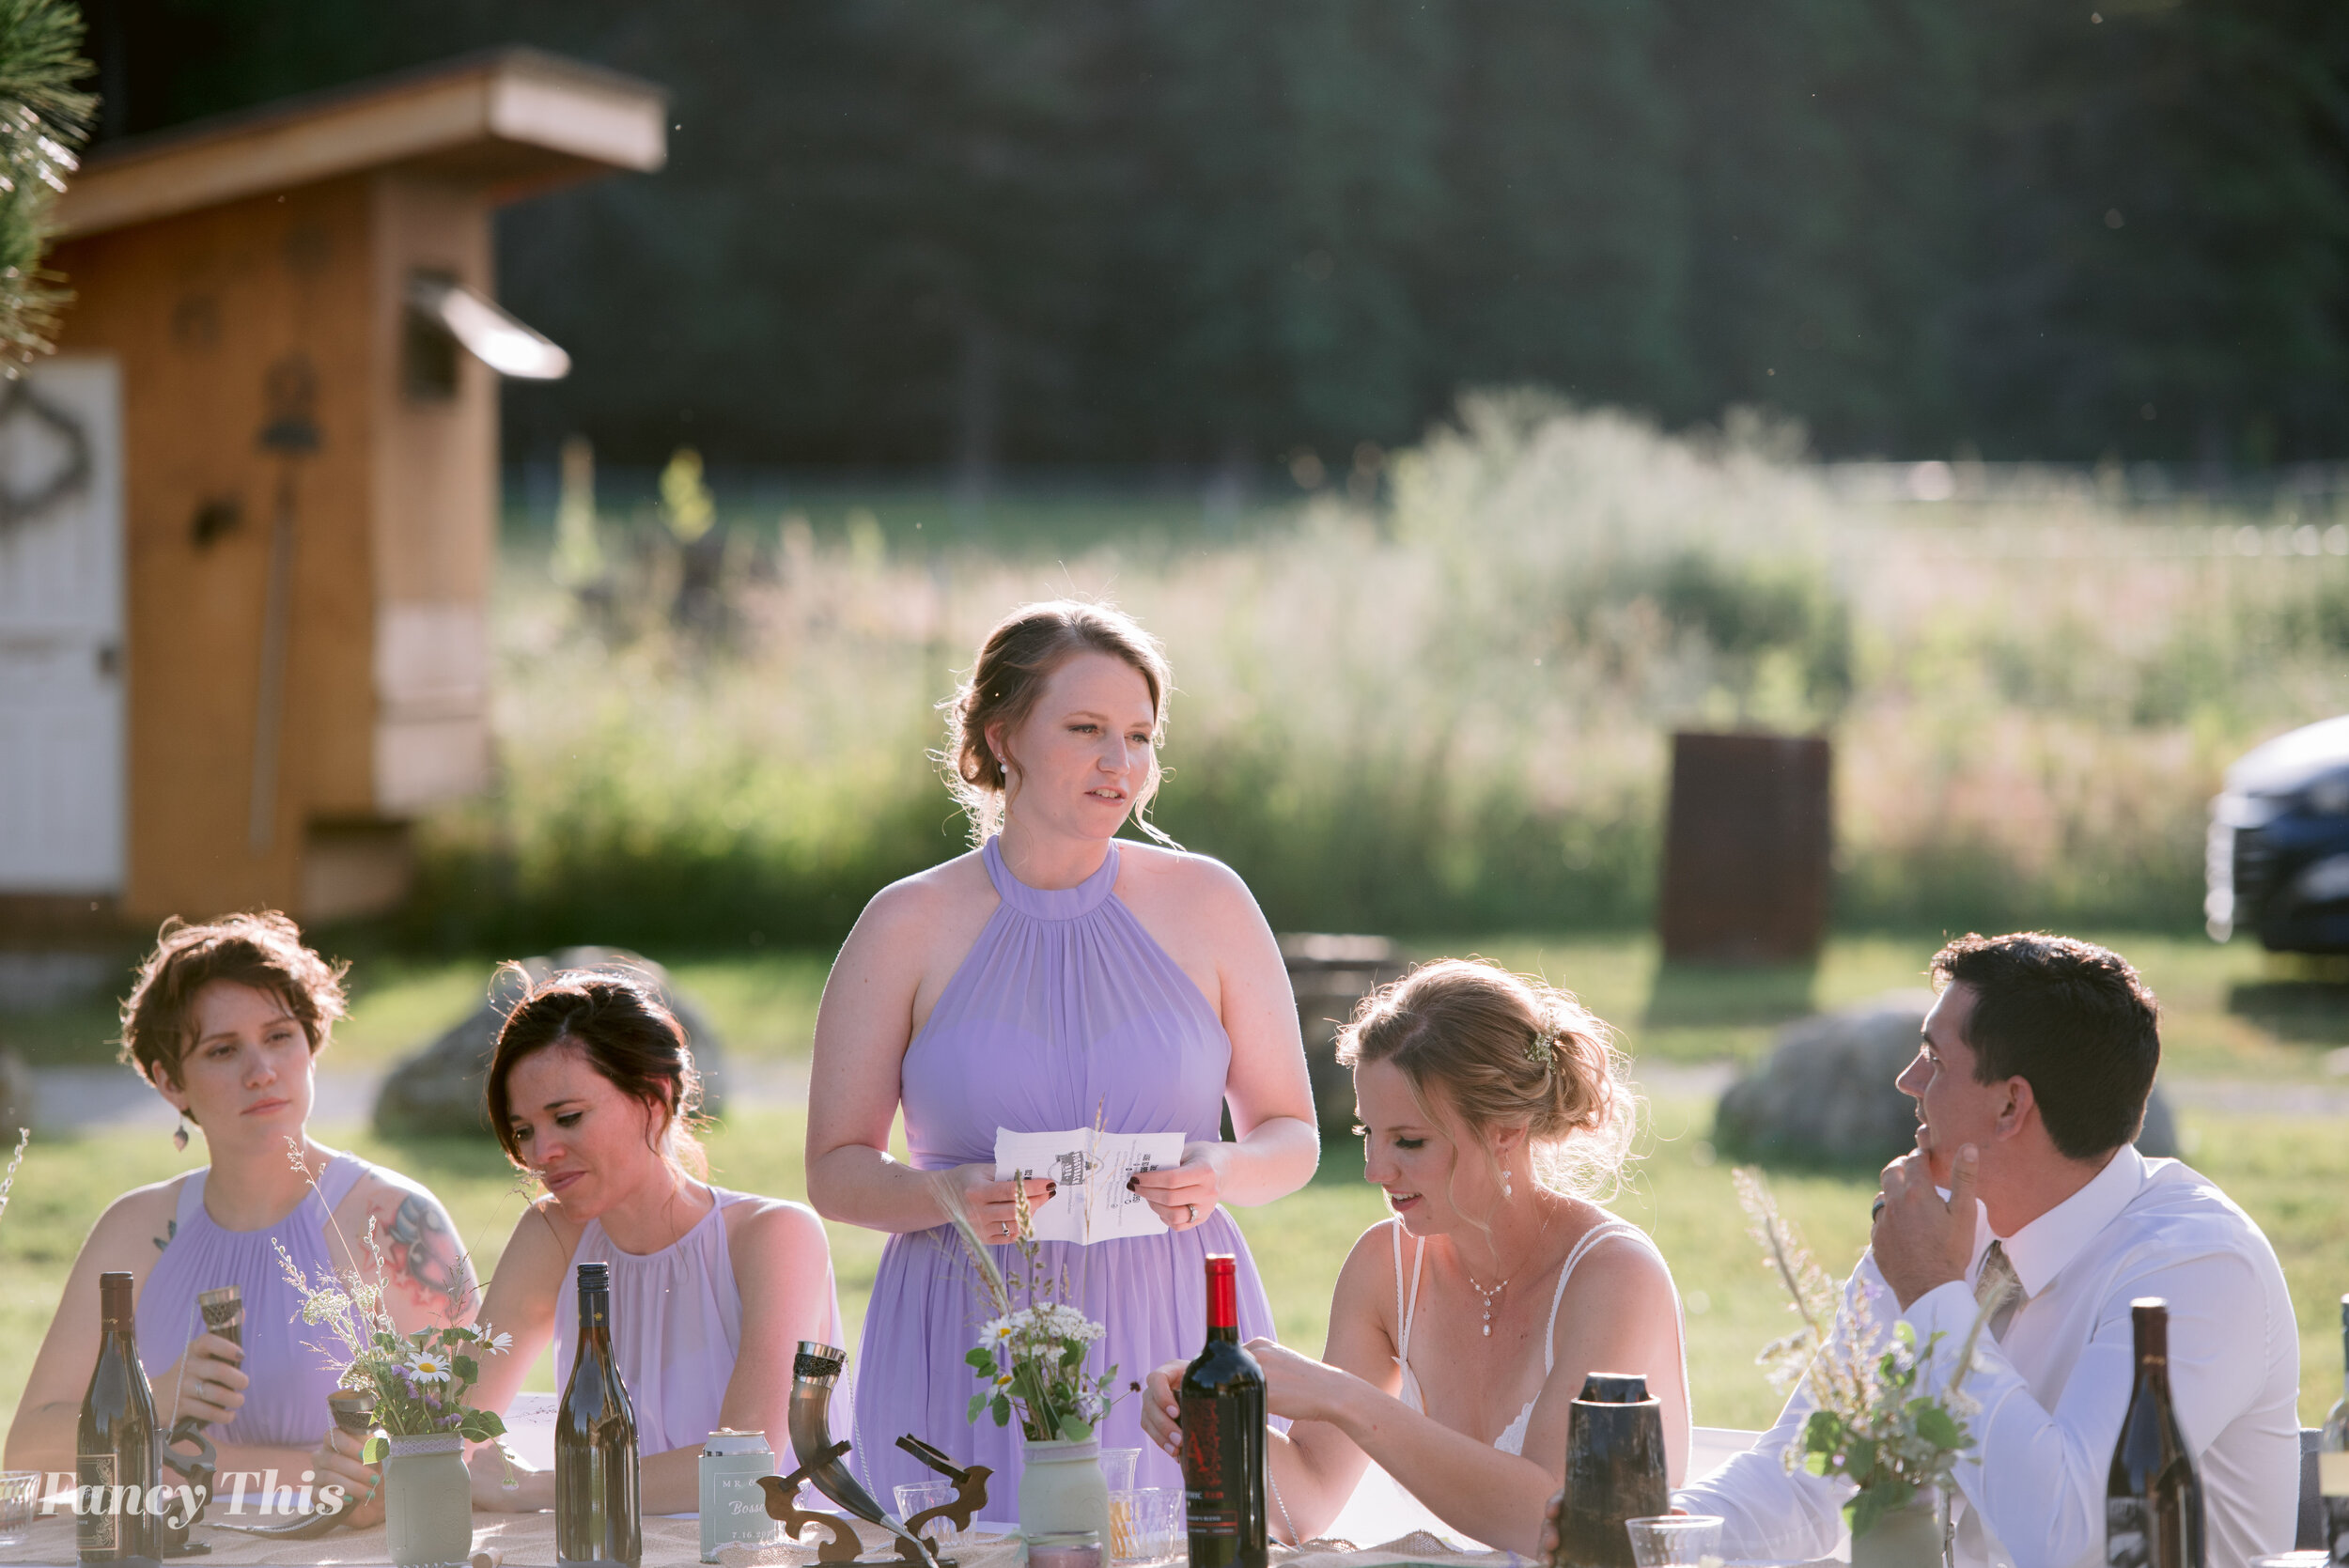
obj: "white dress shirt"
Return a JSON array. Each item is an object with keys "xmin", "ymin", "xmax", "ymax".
[{"xmin": 1678, "ymin": 1147, "xmax": 2300, "ymax": 1568}]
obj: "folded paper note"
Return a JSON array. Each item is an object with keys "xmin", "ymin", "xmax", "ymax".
[{"xmin": 993, "ymin": 1126, "xmax": 1186, "ymax": 1243}]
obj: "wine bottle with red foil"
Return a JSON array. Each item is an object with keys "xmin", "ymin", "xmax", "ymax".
[
  {"xmin": 1179, "ymin": 1254, "xmax": 1267, "ymax": 1568},
  {"xmin": 2106, "ymin": 1297, "xmax": 2205, "ymax": 1568},
  {"xmin": 556, "ymin": 1263, "xmax": 641, "ymax": 1568},
  {"xmin": 2320, "ymin": 1294, "xmax": 2349, "ymax": 1565},
  {"xmin": 78, "ymin": 1270, "xmax": 161, "ymax": 1566}
]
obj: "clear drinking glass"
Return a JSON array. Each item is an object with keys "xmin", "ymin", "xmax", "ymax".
[
  {"xmin": 1106, "ymin": 1487, "xmax": 1182, "ymax": 1565},
  {"xmin": 894, "ymin": 1482, "xmax": 973, "ymax": 1546},
  {"xmin": 0, "ymin": 1471, "xmax": 40, "ymax": 1547},
  {"xmin": 1097, "ymin": 1447, "xmax": 1139, "ymax": 1494},
  {"xmin": 1022, "ymin": 1528, "xmax": 1105, "ymax": 1568},
  {"xmin": 1626, "ymin": 1514, "xmax": 1724, "ymax": 1568}
]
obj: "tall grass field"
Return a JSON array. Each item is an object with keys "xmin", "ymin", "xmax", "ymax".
[{"xmin": 409, "ymin": 395, "xmax": 2349, "ymax": 954}]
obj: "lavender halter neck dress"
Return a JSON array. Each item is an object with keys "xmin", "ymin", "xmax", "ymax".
[
  {"xmin": 134, "ymin": 1151, "xmax": 371, "ymax": 1449},
  {"xmin": 849, "ymin": 837, "xmax": 1281, "ymax": 1502}
]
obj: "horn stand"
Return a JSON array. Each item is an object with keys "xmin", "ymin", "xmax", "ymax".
[{"xmin": 758, "ymin": 1343, "xmax": 989, "ymax": 1567}]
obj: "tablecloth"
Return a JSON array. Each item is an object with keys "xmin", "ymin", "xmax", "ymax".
[{"xmin": 0, "ymin": 1511, "xmax": 1509, "ymax": 1568}]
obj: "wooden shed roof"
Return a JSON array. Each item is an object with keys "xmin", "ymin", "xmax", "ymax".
[{"xmin": 55, "ymin": 47, "xmax": 667, "ymax": 241}]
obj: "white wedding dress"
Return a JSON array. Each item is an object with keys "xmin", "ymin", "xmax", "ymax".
[{"xmin": 1322, "ymin": 1217, "xmax": 1671, "ymax": 1550}]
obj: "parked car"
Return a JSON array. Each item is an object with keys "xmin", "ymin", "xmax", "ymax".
[{"xmin": 2207, "ymin": 715, "xmax": 2349, "ymax": 949}]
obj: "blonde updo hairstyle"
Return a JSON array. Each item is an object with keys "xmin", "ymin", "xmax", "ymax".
[
  {"xmin": 1337, "ymin": 958, "xmax": 1639, "ymax": 1212},
  {"xmin": 940, "ymin": 599, "xmax": 1177, "ymax": 845}
]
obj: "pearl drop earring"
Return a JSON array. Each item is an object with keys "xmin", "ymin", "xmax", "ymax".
[{"xmin": 1501, "ymin": 1165, "xmax": 1514, "ymax": 1200}]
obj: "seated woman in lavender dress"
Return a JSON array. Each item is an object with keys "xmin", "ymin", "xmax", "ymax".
[
  {"xmin": 442, "ymin": 968, "xmax": 843, "ymax": 1517},
  {"xmin": 807, "ymin": 599, "xmax": 1319, "ymax": 1502},
  {"xmin": 5, "ymin": 914, "xmax": 474, "ymax": 1513},
  {"xmin": 1142, "ymin": 960, "xmax": 1691, "ymax": 1558}
]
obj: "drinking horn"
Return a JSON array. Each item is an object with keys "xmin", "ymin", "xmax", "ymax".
[{"xmin": 781, "ymin": 1343, "xmax": 941, "ymax": 1568}]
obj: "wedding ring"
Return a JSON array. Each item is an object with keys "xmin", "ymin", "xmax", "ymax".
[
  {"xmin": 1872, "ymin": 1194, "xmax": 1887, "ymax": 1222},
  {"xmin": 195, "ymin": 1377, "xmax": 209, "ymax": 1399},
  {"xmin": 999, "ymin": 1220, "xmax": 1011, "ymax": 1237},
  {"xmin": 1186, "ymin": 1203, "xmax": 1198, "ymax": 1225}
]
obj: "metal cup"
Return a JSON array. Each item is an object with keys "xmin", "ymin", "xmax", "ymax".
[{"xmin": 1549, "ymin": 1373, "xmax": 1669, "ymax": 1568}]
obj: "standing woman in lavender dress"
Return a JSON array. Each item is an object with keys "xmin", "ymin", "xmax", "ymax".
[{"xmin": 807, "ymin": 599, "xmax": 1319, "ymax": 1501}]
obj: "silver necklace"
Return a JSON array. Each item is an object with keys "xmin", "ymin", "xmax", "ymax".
[{"xmin": 1464, "ymin": 1267, "xmax": 1508, "ymax": 1336}]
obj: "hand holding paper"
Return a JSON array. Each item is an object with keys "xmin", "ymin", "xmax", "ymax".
[{"xmin": 994, "ymin": 1126, "xmax": 1185, "ymax": 1243}]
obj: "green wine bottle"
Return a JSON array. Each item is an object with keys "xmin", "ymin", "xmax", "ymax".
[
  {"xmin": 555, "ymin": 1263, "xmax": 641, "ymax": 1568},
  {"xmin": 78, "ymin": 1270, "xmax": 161, "ymax": 1567}
]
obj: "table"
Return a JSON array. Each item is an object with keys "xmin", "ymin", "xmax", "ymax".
[
  {"xmin": 0, "ymin": 1427, "xmax": 1768, "ymax": 1568},
  {"xmin": 0, "ymin": 1512, "xmax": 1511, "ymax": 1568}
]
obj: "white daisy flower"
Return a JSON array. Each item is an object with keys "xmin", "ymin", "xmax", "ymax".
[{"xmin": 406, "ymin": 1351, "xmax": 454, "ymax": 1384}]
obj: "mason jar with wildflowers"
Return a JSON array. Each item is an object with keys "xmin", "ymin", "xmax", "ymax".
[
  {"xmin": 276, "ymin": 1234, "xmax": 509, "ymax": 1457},
  {"xmin": 963, "ymin": 1301, "xmax": 1121, "ymax": 1443}
]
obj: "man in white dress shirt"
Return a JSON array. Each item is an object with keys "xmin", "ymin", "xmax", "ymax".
[{"xmin": 1676, "ymin": 932, "xmax": 2300, "ymax": 1568}]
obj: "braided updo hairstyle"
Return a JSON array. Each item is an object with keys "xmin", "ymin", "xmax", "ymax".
[
  {"xmin": 938, "ymin": 598, "xmax": 1176, "ymax": 845},
  {"xmin": 1337, "ymin": 957, "xmax": 1638, "ymax": 1203}
]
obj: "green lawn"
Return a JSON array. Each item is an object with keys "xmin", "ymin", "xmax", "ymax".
[
  {"xmin": 1453, "ymin": 930, "xmax": 2349, "ymax": 1079},
  {"xmin": 6, "ymin": 929, "xmax": 2328, "ymax": 1084},
  {"xmin": 7, "ymin": 1097, "xmax": 2344, "ymax": 1448}
]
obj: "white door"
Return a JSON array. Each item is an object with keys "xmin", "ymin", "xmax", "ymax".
[{"xmin": 0, "ymin": 356, "xmax": 124, "ymax": 893}]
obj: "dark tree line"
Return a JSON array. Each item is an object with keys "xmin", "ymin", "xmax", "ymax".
[{"xmin": 86, "ymin": 0, "xmax": 2349, "ymax": 467}]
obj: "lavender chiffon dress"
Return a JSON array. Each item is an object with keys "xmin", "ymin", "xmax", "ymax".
[
  {"xmin": 849, "ymin": 837, "xmax": 1281, "ymax": 1503},
  {"xmin": 134, "ymin": 1152, "xmax": 371, "ymax": 1448}
]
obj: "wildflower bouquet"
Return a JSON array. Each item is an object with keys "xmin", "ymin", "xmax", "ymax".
[
  {"xmin": 1735, "ymin": 1167, "xmax": 2005, "ymax": 1542},
  {"xmin": 935, "ymin": 1175, "xmax": 1125, "ymax": 1443},
  {"xmin": 274, "ymin": 1234, "xmax": 509, "ymax": 1459}
]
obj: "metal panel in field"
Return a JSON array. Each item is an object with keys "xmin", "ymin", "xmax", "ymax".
[{"xmin": 1657, "ymin": 730, "xmax": 1831, "ymax": 964}]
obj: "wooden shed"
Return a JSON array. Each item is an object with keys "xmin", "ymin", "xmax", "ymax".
[{"xmin": 0, "ymin": 50, "xmax": 664, "ymax": 937}]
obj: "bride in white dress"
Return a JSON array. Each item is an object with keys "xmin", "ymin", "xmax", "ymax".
[{"xmin": 1141, "ymin": 959, "xmax": 1690, "ymax": 1557}]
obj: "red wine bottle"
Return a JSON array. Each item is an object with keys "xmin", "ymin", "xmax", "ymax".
[
  {"xmin": 2106, "ymin": 1298, "xmax": 2205, "ymax": 1568},
  {"xmin": 78, "ymin": 1270, "xmax": 161, "ymax": 1567},
  {"xmin": 2320, "ymin": 1294, "xmax": 2349, "ymax": 1564},
  {"xmin": 1179, "ymin": 1254, "xmax": 1266, "ymax": 1568},
  {"xmin": 556, "ymin": 1263, "xmax": 641, "ymax": 1568}
]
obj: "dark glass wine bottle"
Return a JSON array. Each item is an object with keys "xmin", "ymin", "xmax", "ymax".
[
  {"xmin": 2106, "ymin": 1297, "xmax": 2205, "ymax": 1568},
  {"xmin": 556, "ymin": 1262, "xmax": 641, "ymax": 1568},
  {"xmin": 2320, "ymin": 1294, "xmax": 2349, "ymax": 1566},
  {"xmin": 1179, "ymin": 1254, "xmax": 1267, "ymax": 1568},
  {"xmin": 79, "ymin": 1270, "xmax": 161, "ymax": 1567}
]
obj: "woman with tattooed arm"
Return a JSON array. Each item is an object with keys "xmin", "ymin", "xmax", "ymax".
[{"xmin": 3, "ymin": 913, "xmax": 476, "ymax": 1527}]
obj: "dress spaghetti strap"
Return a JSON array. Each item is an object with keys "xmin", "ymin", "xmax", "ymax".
[{"xmin": 1392, "ymin": 1222, "xmax": 1428, "ymax": 1410}]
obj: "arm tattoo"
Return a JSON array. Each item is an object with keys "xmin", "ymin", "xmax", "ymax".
[
  {"xmin": 379, "ymin": 1193, "xmax": 477, "ymax": 1321},
  {"xmin": 153, "ymin": 1218, "xmax": 176, "ymax": 1252}
]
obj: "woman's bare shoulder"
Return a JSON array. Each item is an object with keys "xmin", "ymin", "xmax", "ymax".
[
  {"xmin": 1116, "ymin": 841, "xmax": 1253, "ymax": 912},
  {"xmin": 499, "ymin": 1194, "xmax": 582, "ymax": 1269},
  {"xmin": 90, "ymin": 1175, "xmax": 192, "ymax": 1258},
  {"xmin": 1335, "ymin": 1218, "xmax": 1402, "ymax": 1291},
  {"xmin": 1557, "ymin": 1215, "xmax": 1675, "ymax": 1305},
  {"xmin": 849, "ymin": 851, "xmax": 993, "ymax": 942},
  {"xmin": 723, "ymin": 1195, "xmax": 829, "ymax": 1268}
]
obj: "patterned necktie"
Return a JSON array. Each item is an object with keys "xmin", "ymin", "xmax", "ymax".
[{"xmin": 1974, "ymin": 1239, "xmax": 2024, "ymax": 1340}]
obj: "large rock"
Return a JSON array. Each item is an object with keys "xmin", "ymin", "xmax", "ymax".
[
  {"xmin": 372, "ymin": 948, "xmax": 729, "ymax": 1139},
  {"xmin": 0, "ymin": 1048, "xmax": 30, "ymax": 1138},
  {"xmin": 1714, "ymin": 990, "xmax": 2176, "ymax": 1165}
]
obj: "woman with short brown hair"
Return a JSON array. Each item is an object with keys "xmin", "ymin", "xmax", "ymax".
[{"xmin": 5, "ymin": 912, "xmax": 474, "ymax": 1518}]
